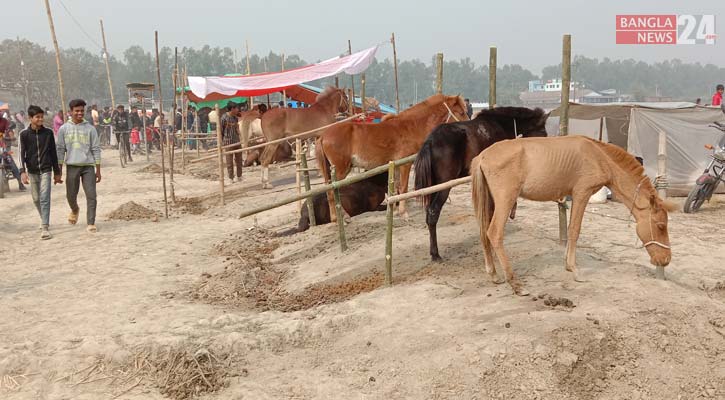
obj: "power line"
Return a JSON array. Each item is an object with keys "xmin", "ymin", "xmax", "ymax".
[{"xmin": 55, "ymin": 0, "xmax": 104, "ymax": 51}]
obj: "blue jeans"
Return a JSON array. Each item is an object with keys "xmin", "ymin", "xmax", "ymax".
[{"xmin": 29, "ymin": 171, "xmax": 52, "ymax": 226}]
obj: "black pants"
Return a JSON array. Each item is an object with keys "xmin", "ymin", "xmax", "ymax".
[
  {"xmin": 115, "ymin": 131, "xmax": 133, "ymax": 160},
  {"xmin": 66, "ymin": 165, "xmax": 97, "ymax": 225}
]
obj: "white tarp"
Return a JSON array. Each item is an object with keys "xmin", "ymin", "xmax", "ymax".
[
  {"xmin": 188, "ymin": 45, "xmax": 379, "ymax": 98},
  {"xmin": 627, "ymin": 107, "xmax": 725, "ymax": 195}
]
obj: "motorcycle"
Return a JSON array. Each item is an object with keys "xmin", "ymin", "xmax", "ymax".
[
  {"xmin": 683, "ymin": 121, "xmax": 725, "ymax": 213},
  {"xmin": 0, "ymin": 134, "xmax": 15, "ymax": 198}
]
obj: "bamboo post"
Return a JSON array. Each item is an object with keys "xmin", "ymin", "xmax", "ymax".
[
  {"xmin": 348, "ymin": 40, "xmax": 356, "ymax": 115},
  {"xmin": 245, "ymin": 40, "xmax": 253, "ymax": 108},
  {"xmin": 264, "ymin": 57, "xmax": 271, "ymax": 108},
  {"xmin": 598, "ymin": 117, "xmax": 604, "ymax": 142},
  {"xmin": 281, "ymin": 53, "xmax": 287, "ymax": 108},
  {"xmin": 334, "ymin": 76, "xmax": 339, "ymax": 89},
  {"xmin": 300, "ymin": 149, "xmax": 316, "ymax": 227},
  {"xmin": 360, "ymin": 73, "xmax": 366, "ymax": 116},
  {"xmin": 154, "ymin": 31, "xmax": 169, "ymax": 218},
  {"xmin": 44, "ymin": 0, "xmax": 66, "ymax": 115},
  {"xmin": 295, "ymin": 138, "xmax": 302, "ymax": 210},
  {"xmin": 558, "ymin": 34, "xmax": 572, "ymax": 246},
  {"xmin": 489, "ymin": 47, "xmax": 497, "ymax": 109},
  {"xmin": 168, "ymin": 48, "xmax": 177, "ymax": 202},
  {"xmin": 99, "ymin": 20, "xmax": 115, "ymax": 110},
  {"xmin": 181, "ymin": 64, "xmax": 187, "ymax": 170},
  {"xmin": 384, "ymin": 161, "xmax": 395, "ymax": 286},
  {"xmin": 17, "ymin": 37, "xmax": 30, "ymax": 110},
  {"xmin": 215, "ymin": 104, "xmax": 225, "ymax": 205},
  {"xmin": 391, "ymin": 33, "xmax": 401, "ymax": 114},
  {"xmin": 435, "ymin": 53, "xmax": 444, "ymax": 95},
  {"xmin": 330, "ymin": 166, "xmax": 348, "ymax": 252},
  {"xmin": 657, "ymin": 130, "xmax": 667, "ymax": 199}
]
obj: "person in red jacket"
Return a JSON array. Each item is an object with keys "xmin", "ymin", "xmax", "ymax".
[{"xmin": 712, "ymin": 84, "xmax": 724, "ymax": 106}]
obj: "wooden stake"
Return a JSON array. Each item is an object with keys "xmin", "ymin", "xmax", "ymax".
[
  {"xmin": 215, "ymin": 104, "xmax": 225, "ymax": 205},
  {"xmin": 44, "ymin": 0, "xmax": 66, "ymax": 115},
  {"xmin": 391, "ymin": 33, "xmax": 401, "ymax": 114},
  {"xmin": 435, "ymin": 53, "xmax": 444, "ymax": 95},
  {"xmin": 295, "ymin": 138, "xmax": 302, "ymax": 210},
  {"xmin": 154, "ymin": 31, "xmax": 169, "ymax": 218},
  {"xmin": 360, "ymin": 73, "xmax": 366, "ymax": 116},
  {"xmin": 331, "ymin": 166, "xmax": 348, "ymax": 252},
  {"xmin": 348, "ymin": 40, "xmax": 356, "ymax": 115},
  {"xmin": 384, "ymin": 161, "xmax": 395, "ymax": 286},
  {"xmin": 558, "ymin": 34, "xmax": 572, "ymax": 245},
  {"xmin": 181, "ymin": 64, "xmax": 186, "ymax": 170},
  {"xmin": 264, "ymin": 57, "xmax": 271, "ymax": 108},
  {"xmin": 489, "ymin": 47, "xmax": 497, "ymax": 109},
  {"xmin": 245, "ymin": 40, "xmax": 253, "ymax": 108},
  {"xmin": 168, "ymin": 47, "xmax": 177, "ymax": 202},
  {"xmin": 281, "ymin": 53, "xmax": 287, "ymax": 108},
  {"xmin": 17, "ymin": 37, "xmax": 30, "ymax": 110},
  {"xmin": 657, "ymin": 130, "xmax": 667, "ymax": 199},
  {"xmin": 300, "ymin": 148, "xmax": 316, "ymax": 227}
]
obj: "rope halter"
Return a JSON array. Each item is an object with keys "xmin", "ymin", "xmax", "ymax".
[
  {"xmin": 629, "ymin": 176, "xmax": 671, "ymax": 250},
  {"xmin": 443, "ymin": 102, "xmax": 460, "ymax": 123}
]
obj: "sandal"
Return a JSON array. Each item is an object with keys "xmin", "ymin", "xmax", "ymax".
[{"xmin": 68, "ymin": 210, "xmax": 79, "ymax": 225}]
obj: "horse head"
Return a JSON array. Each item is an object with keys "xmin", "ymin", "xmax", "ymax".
[
  {"xmin": 521, "ymin": 109, "xmax": 550, "ymax": 138},
  {"xmin": 316, "ymin": 87, "xmax": 349, "ymax": 114},
  {"xmin": 632, "ymin": 188, "xmax": 675, "ymax": 268},
  {"xmin": 443, "ymin": 95, "xmax": 470, "ymax": 121}
]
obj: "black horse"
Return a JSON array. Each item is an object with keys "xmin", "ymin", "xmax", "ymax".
[
  {"xmin": 414, "ymin": 106, "xmax": 549, "ymax": 261},
  {"xmin": 276, "ymin": 172, "xmax": 389, "ymax": 236}
]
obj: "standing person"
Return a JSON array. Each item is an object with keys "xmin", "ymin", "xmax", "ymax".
[
  {"xmin": 465, "ymin": 98, "xmax": 473, "ymax": 119},
  {"xmin": 19, "ymin": 106, "xmax": 61, "ymax": 239},
  {"xmin": 712, "ymin": 84, "xmax": 724, "ymax": 106},
  {"xmin": 56, "ymin": 99, "xmax": 102, "ymax": 233},
  {"xmin": 221, "ymin": 102, "xmax": 243, "ymax": 182},
  {"xmin": 0, "ymin": 114, "xmax": 26, "ymax": 191},
  {"xmin": 153, "ymin": 112, "xmax": 164, "ymax": 150},
  {"xmin": 52, "ymin": 110, "xmax": 64, "ymax": 136},
  {"xmin": 112, "ymin": 104, "xmax": 132, "ymax": 162},
  {"xmin": 91, "ymin": 104, "xmax": 100, "ymax": 130}
]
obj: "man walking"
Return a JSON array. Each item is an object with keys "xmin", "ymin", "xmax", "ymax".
[
  {"xmin": 19, "ymin": 106, "xmax": 61, "ymax": 239},
  {"xmin": 0, "ymin": 113, "xmax": 26, "ymax": 191},
  {"xmin": 56, "ymin": 99, "xmax": 102, "ymax": 233},
  {"xmin": 112, "ymin": 104, "xmax": 132, "ymax": 162},
  {"xmin": 221, "ymin": 102, "xmax": 243, "ymax": 182}
]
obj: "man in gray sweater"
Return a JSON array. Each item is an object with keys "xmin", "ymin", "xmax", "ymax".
[{"xmin": 56, "ymin": 99, "xmax": 102, "ymax": 233}]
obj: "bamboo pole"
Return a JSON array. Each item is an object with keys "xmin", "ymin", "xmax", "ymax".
[
  {"xmin": 384, "ymin": 161, "xmax": 395, "ymax": 286},
  {"xmin": 17, "ymin": 37, "xmax": 30, "ymax": 110},
  {"xmin": 598, "ymin": 117, "xmax": 604, "ymax": 142},
  {"xmin": 558, "ymin": 34, "xmax": 572, "ymax": 246},
  {"xmin": 391, "ymin": 33, "xmax": 401, "ymax": 114},
  {"xmin": 360, "ymin": 73, "xmax": 366, "ymax": 116},
  {"xmin": 264, "ymin": 57, "xmax": 271, "ymax": 108},
  {"xmin": 181, "ymin": 64, "xmax": 187, "ymax": 170},
  {"xmin": 657, "ymin": 130, "xmax": 668, "ymax": 199},
  {"xmin": 168, "ymin": 47, "xmax": 178, "ymax": 202},
  {"xmin": 245, "ymin": 40, "xmax": 253, "ymax": 108},
  {"xmin": 489, "ymin": 46, "xmax": 497, "ymax": 109},
  {"xmin": 435, "ymin": 53, "xmax": 444, "ymax": 95},
  {"xmin": 300, "ymin": 149, "xmax": 316, "ymax": 227},
  {"xmin": 385, "ymin": 176, "xmax": 472, "ymax": 205},
  {"xmin": 281, "ymin": 53, "xmax": 287, "ymax": 108},
  {"xmin": 189, "ymin": 113, "xmax": 364, "ymax": 163},
  {"xmin": 348, "ymin": 40, "xmax": 356, "ymax": 116},
  {"xmin": 154, "ymin": 31, "xmax": 169, "ymax": 218},
  {"xmin": 215, "ymin": 104, "xmax": 225, "ymax": 205},
  {"xmin": 44, "ymin": 0, "xmax": 66, "ymax": 115},
  {"xmin": 99, "ymin": 20, "xmax": 115, "ymax": 110},
  {"xmin": 331, "ymin": 166, "xmax": 348, "ymax": 252},
  {"xmin": 295, "ymin": 138, "xmax": 302, "ymax": 210},
  {"xmin": 239, "ymin": 154, "xmax": 416, "ymax": 219}
]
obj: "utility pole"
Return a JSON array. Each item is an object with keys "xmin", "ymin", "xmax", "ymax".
[
  {"xmin": 99, "ymin": 19, "xmax": 116, "ymax": 110},
  {"xmin": 44, "ymin": 0, "xmax": 66, "ymax": 115}
]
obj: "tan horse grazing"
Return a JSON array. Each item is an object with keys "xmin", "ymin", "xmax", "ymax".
[
  {"xmin": 471, "ymin": 136, "xmax": 674, "ymax": 296},
  {"xmin": 316, "ymin": 94, "xmax": 469, "ymax": 220},
  {"xmin": 259, "ymin": 87, "xmax": 349, "ymax": 188}
]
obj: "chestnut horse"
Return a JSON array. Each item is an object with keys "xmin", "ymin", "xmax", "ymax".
[
  {"xmin": 471, "ymin": 136, "xmax": 674, "ymax": 296},
  {"xmin": 259, "ymin": 87, "xmax": 349, "ymax": 188},
  {"xmin": 316, "ymin": 94, "xmax": 468, "ymax": 220}
]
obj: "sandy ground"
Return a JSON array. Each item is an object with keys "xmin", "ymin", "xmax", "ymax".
[{"xmin": 1, "ymin": 148, "xmax": 724, "ymax": 400}]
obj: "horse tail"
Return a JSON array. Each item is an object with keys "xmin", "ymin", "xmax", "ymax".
[
  {"xmin": 315, "ymin": 136, "xmax": 331, "ymax": 183},
  {"xmin": 471, "ymin": 155, "xmax": 492, "ymax": 246},
  {"xmin": 414, "ymin": 138, "xmax": 434, "ymax": 208}
]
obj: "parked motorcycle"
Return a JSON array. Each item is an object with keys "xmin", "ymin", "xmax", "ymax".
[
  {"xmin": 0, "ymin": 134, "xmax": 14, "ymax": 198},
  {"xmin": 683, "ymin": 121, "xmax": 725, "ymax": 213}
]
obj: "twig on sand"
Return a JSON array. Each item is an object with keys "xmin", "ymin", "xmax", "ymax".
[
  {"xmin": 112, "ymin": 377, "xmax": 142, "ymax": 399},
  {"xmin": 192, "ymin": 354, "xmax": 213, "ymax": 389}
]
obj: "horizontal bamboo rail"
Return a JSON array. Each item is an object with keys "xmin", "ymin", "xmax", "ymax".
[
  {"xmin": 190, "ymin": 113, "xmax": 364, "ymax": 164},
  {"xmin": 238, "ymin": 154, "xmax": 416, "ymax": 219},
  {"xmin": 384, "ymin": 176, "xmax": 472, "ymax": 205}
]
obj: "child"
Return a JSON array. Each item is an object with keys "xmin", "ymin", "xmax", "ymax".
[
  {"xmin": 19, "ymin": 105, "xmax": 62, "ymax": 239},
  {"xmin": 130, "ymin": 126, "xmax": 141, "ymax": 154}
]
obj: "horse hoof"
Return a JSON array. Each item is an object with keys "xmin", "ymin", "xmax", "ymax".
[
  {"xmin": 514, "ymin": 287, "xmax": 530, "ymax": 296},
  {"xmin": 572, "ymin": 272, "xmax": 587, "ymax": 283},
  {"xmin": 431, "ymin": 254, "xmax": 443, "ymax": 263},
  {"xmin": 262, "ymin": 183, "xmax": 274, "ymax": 189},
  {"xmin": 490, "ymin": 276, "xmax": 505, "ymax": 285}
]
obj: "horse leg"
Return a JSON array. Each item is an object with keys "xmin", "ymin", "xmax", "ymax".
[
  {"xmin": 396, "ymin": 164, "xmax": 413, "ymax": 219},
  {"xmin": 260, "ymin": 143, "xmax": 278, "ymax": 189},
  {"xmin": 565, "ymin": 193, "xmax": 590, "ymax": 283},
  {"xmin": 488, "ymin": 194, "xmax": 528, "ymax": 296},
  {"xmin": 426, "ymin": 189, "xmax": 449, "ymax": 262}
]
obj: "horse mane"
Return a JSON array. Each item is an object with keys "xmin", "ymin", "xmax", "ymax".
[
  {"xmin": 588, "ymin": 138, "xmax": 656, "ymax": 196},
  {"xmin": 383, "ymin": 94, "xmax": 449, "ymax": 121},
  {"xmin": 316, "ymin": 86, "xmax": 340, "ymax": 102},
  {"xmin": 475, "ymin": 107, "xmax": 546, "ymax": 123}
]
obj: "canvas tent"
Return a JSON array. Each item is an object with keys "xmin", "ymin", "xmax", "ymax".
[{"xmin": 549, "ymin": 102, "xmax": 725, "ymax": 195}]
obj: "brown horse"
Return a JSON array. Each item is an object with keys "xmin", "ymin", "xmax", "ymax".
[
  {"xmin": 471, "ymin": 136, "xmax": 674, "ymax": 296},
  {"xmin": 316, "ymin": 94, "xmax": 469, "ymax": 220},
  {"xmin": 238, "ymin": 103, "xmax": 268, "ymax": 149},
  {"xmin": 259, "ymin": 87, "xmax": 349, "ymax": 188}
]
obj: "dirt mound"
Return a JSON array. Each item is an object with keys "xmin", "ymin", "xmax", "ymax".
[
  {"xmin": 191, "ymin": 228, "xmax": 383, "ymax": 312},
  {"xmin": 137, "ymin": 163, "xmax": 164, "ymax": 174},
  {"xmin": 107, "ymin": 201, "xmax": 160, "ymax": 221},
  {"xmin": 172, "ymin": 196, "xmax": 208, "ymax": 215}
]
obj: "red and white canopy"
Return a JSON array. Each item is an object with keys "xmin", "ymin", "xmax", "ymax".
[{"xmin": 188, "ymin": 45, "xmax": 378, "ymax": 100}]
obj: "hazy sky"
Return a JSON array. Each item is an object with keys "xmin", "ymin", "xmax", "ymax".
[{"xmin": 4, "ymin": 0, "xmax": 723, "ymax": 74}]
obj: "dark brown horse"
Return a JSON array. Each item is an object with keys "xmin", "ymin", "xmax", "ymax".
[
  {"xmin": 259, "ymin": 87, "xmax": 348, "ymax": 188},
  {"xmin": 276, "ymin": 172, "xmax": 389, "ymax": 236},
  {"xmin": 414, "ymin": 107, "xmax": 549, "ymax": 261},
  {"xmin": 316, "ymin": 94, "xmax": 469, "ymax": 221}
]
